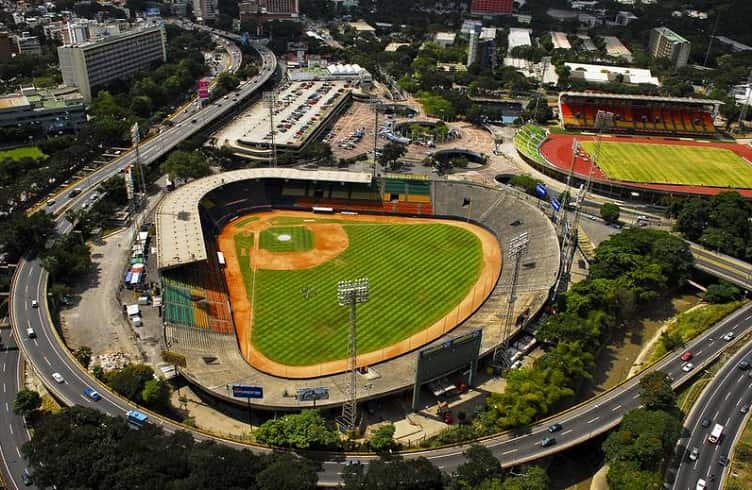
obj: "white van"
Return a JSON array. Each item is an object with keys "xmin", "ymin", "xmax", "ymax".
[{"xmin": 26, "ymin": 328, "xmax": 36, "ymax": 339}]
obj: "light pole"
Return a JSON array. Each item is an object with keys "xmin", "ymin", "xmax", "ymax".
[
  {"xmin": 493, "ymin": 232, "xmax": 529, "ymax": 366},
  {"xmin": 263, "ymin": 91, "xmax": 278, "ymax": 168},
  {"xmin": 337, "ymin": 278, "xmax": 369, "ymax": 433}
]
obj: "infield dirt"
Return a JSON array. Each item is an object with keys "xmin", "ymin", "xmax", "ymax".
[{"xmin": 217, "ymin": 210, "xmax": 501, "ymax": 378}]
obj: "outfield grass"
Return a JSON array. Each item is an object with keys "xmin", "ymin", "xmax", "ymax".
[
  {"xmin": 580, "ymin": 141, "xmax": 752, "ymax": 188},
  {"xmin": 233, "ymin": 216, "xmax": 259, "ymax": 229},
  {"xmin": 241, "ymin": 222, "xmax": 483, "ymax": 366},
  {"xmin": 259, "ymin": 226, "xmax": 313, "ymax": 252},
  {"xmin": 0, "ymin": 146, "xmax": 46, "ymax": 161}
]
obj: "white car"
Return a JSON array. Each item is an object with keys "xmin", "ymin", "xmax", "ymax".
[
  {"xmin": 696, "ymin": 478, "xmax": 706, "ymax": 490},
  {"xmin": 723, "ymin": 332, "xmax": 735, "ymax": 341},
  {"xmin": 51, "ymin": 372, "xmax": 64, "ymax": 383},
  {"xmin": 682, "ymin": 362, "xmax": 695, "ymax": 372},
  {"xmin": 31, "ymin": 299, "xmax": 38, "ymax": 308},
  {"xmin": 689, "ymin": 447, "xmax": 699, "ymax": 461}
]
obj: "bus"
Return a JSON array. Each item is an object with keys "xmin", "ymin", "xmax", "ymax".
[
  {"xmin": 127, "ymin": 410, "xmax": 149, "ymax": 428},
  {"xmin": 708, "ymin": 423, "xmax": 724, "ymax": 444}
]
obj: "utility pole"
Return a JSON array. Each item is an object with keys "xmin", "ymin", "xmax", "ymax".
[
  {"xmin": 337, "ymin": 278, "xmax": 369, "ymax": 434},
  {"xmin": 264, "ymin": 91, "xmax": 278, "ymax": 167},
  {"xmin": 130, "ymin": 123, "xmax": 147, "ymax": 206},
  {"xmin": 493, "ymin": 232, "xmax": 529, "ymax": 367},
  {"xmin": 371, "ymin": 96, "xmax": 380, "ymax": 178}
]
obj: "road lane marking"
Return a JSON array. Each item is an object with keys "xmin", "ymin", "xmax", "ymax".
[
  {"xmin": 587, "ymin": 417, "xmax": 600, "ymax": 424},
  {"xmin": 2, "ymin": 362, "xmax": 5, "ymax": 372},
  {"xmin": 4, "ymin": 402, "xmax": 7, "ymax": 412},
  {"xmin": 15, "ymin": 447, "xmax": 21, "ymax": 458},
  {"xmin": 696, "ymin": 349, "xmax": 704, "ymax": 355},
  {"xmin": 737, "ymin": 398, "xmax": 743, "ymax": 407},
  {"xmin": 2, "ymin": 383, "xmax": 5, "ymax": 393},
  {"xmin": 739, "ymin": 374, "xmax": 745, "ymax": 383},
  {"xmin": 714, "ymin": 410, "xmax": 720, "ymax": 419},
  {"xmin": 632, "ymin": 393, "xmax": 640, "ymax": 399},
  {"xmin": 611, "ymin": 404, "xmax": 622, "ymax": 412},
  {"xmin": 43, "ymin": 356, "xmax": 51, "ymax": 366},
  {"xmin": 502, "ymin": 449, "xmax": 518, "ymax": 455},
  {"xmin": 8, "ymin": 424, "xmax": 12, "ymax": 435},
  {"xmin": 725, "ymin": 392, "xmax": 732, "ymax": 400},
  {"xmin": 561, "ymin": 429, "xmax": 573, "ymax": 436},
  {"xmin": 33, "ymin": 339, "xmax": 38, "ymax": 347}
]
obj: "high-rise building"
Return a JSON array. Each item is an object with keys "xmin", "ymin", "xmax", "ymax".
[
  {"xmin": 467, "ymin": 24, "xmax": 480, "ymax": 66},
  {"xmin": 470, "ymin": 0, "xmax": 513, "ymax": 16},
  {"xmin": 648, "ymin": 27, "xmax": 691, "ymax": 68},
  {"xmin": 57, "ymin": 26, "xmax": 167, "ymax": 102},
  {"xmin": 239, "ymin": 0, "xmax": 299, "ymax": 21},
  {"xmin": 192, "ymin": 0, "xmax": 219, "ymax": 21},
  {"xmin": 15, "ymin": 32, "xmax": 42, "ymax": 55},
  {"xmin": 0, "ymin": 86, "xmax": 86, "ymax": 135}
]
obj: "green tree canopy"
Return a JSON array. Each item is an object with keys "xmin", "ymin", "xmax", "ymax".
[
  {"xmin": 13, "ymin": 389, "xmax": 42, "ymax": 415},
  {"xmin": 256, "ymin": 410, "xmax": 340, "ymax": 450},
  {"xmin": 160, "ymin": 150, "xmax": 212, "ymax": 182},
  {"xmin": 600, "ymin": 202, "xmax": 620, "ymax": 224}
]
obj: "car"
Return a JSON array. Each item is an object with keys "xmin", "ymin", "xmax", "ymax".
[
  {"xmin": 540, "ymin": 437, "xmax": 556, "ymax": 447},
  {"xmin": 723, "ymin": 332, "xmax": 736, "ymax": 341},
  {"xmin": 741, "ymin": 404, "xmax": 749, "ymax": 414},
  {"xmin": 682, "ymin": 362, "xmax": 695, "ymax": 372},
  {"xmin": 681, "ymin": 351, "xmax": 693, "ymax": 361},
  {"xmin": 191, "ymin": 118, "xmax": 197, "ymax": 124},
  {"xmin": 719, "ymin": 455, "xmax": 730, "ymax": 466},
  {"xmin": 696, "ymin": 478, "xmax": 706, "ymax": 490},
  {"xmin": 51, "ymin": 372, "xmax": 64, "ymax": 383},
  {"xmin": 21, "ymin": 468, "xmax": 32, "ymax": 486},
  {"xmin": 689, "ymin": 447, "xmax": 700, "ymax": 461},
  {"xmin": 31, "ymin": 299, "xmax": 38, "ymax": 308},
  {"xmin": 547, "ymin": 423, "xmax": 563, "ymax": 433},
  {"xmin": 83, "ymin": 387, "xmax": 101, "ymax": 401},
  {"xmin": 739, "ymin": 360, "xmax": 751, "ymax": 370},
  {"xmin": 701, "ymin": 418, "xmax": 712, "ymax": 428},
  {"xmin": 46, "ymin": 199, "xmax": 55, "ymax": 206}
]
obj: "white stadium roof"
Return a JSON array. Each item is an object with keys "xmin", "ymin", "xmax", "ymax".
[{"xmin": 156, "ymin": 168, "xmax": 372, "ymax": 270}]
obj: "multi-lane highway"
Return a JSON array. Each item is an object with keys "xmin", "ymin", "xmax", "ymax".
[
  {"xmin": 669, "ymin": 339, "xmax": 752, "ymax": 490},
  {"xmin": 0, "ymin": 29, "xmax": 278, "ymax": 489}
]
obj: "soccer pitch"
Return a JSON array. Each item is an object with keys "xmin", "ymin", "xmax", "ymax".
[
  {"xmin": 242, "ymin": 222, "xmax": 484, "ymax": 366},
  {"xmin": 580, "ymin": 141, "xmax": 752, "ymax": 188}
]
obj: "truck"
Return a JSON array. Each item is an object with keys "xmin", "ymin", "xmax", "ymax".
[
  {"xmin": 127, "ymin": 410, "xmax": 149, "ymax": 428},
  {"xmin": 708, "ymin": 423, "xmax": 724, "ymax": 444}
]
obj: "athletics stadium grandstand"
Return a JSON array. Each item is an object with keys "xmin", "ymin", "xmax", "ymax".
[
  {"xmin": 154, "ymin": 168, "xmax": 559, "ymax": 409},
  {"xmin": 559, "ymin": 92, "xmax": 722, "ymax": 136}
]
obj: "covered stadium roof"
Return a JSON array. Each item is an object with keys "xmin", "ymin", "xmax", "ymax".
[
  {"xmin": 559, "ymin": 91, "xmax": 724, "ymax": 106},
  {"xmin": 156, "ymin": 169, "xmax": 372, "ymax": 270}
]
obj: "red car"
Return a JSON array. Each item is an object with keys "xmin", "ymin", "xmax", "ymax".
[{"xmin": 681, "ymin": 351, "xmax": 693, "ymax": 361}]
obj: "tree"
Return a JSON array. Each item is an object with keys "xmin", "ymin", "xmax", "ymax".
[
  {"xmin": 600, "ymin": 202, "xmax": 620, "ymax": 224},
  {"xmin": 160, "ymin": 150, "xmax": 212, "ymax": 182},
  {"xmin": 106, "ymin": 363, "xmax": 156, "ymax": 403},
  {"xmin": 256, "ymin": 410, "xmax": 340, "ymax": 450},
  {"xmin": 369, "ymin": 424, "xmax": 396, "ymax": 453},
  {"xmin": 452, "ymin": 445, "xmax": 503, "ymax": 489},
  {"xmin": 256, "ymin": 454, "xmax": 318, "ymax": 490},
  {"xmin": 378, "ymin": 142, "xmax": 407, "ymax": 170},
  {"xmin": 705, "ymin": 281, "xmax": 741, "ymax": 304},
  {"xmin": 0, "ymin": 210, "xmax": 56, "ymax": 260},
  {"xmin": 603, "ymin": 408, "xmax": 682, "ymax": 470},
  {"xmin": 501, "ymin": 465, "xmax": 549, "ymax": 490},
  {"xmin": 344, "ymin": 454, "xmax": 443, "ymax": 490},
  {"xmin": 43, "ymin": 235, "xmax": 92, "ymax": 286},
  {"xmin": 521, "ymin": 99, "xmax": 553, "ymax": 124},
  {"xmin": 638, "ymin": 371, "xmax": 676, "ymax": 411},
  {"xmin": 606, "ymin": 460, "xmax": 662, "ymax": 490},
  {"xmin": 13, "ymin": 389, "xmax": 41, "ymax": 415},
  {"xmin": 141, "ymin": 379, "xmax": 171, "ymax": 412},
  {"xmin": 74, "ymin": 346, "xmax": 92, "ymax": 368}
]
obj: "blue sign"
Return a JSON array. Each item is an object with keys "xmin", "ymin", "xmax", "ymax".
[
  {"xmin": 535, "ymin": 183, "xmax": 547, "ymax": 198},
  {"xmin": 232, "ymin": 384, "xmax": 263, "ymax": 398},
  {"xmin": 145, "ymin": 7, "xmax": 161, "ymax": 16},
  {"xmin": 551, "ymin": 198, "xmax": 561, "ymax": 211}
]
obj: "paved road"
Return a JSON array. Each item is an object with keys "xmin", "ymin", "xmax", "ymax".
[
  {"xmin": 0, "ymin": 31, "xmax": 277, "ymax": 489},
  {"xmin": 669, "ymin": 339, "xmax": 752, "ymax": 490}
]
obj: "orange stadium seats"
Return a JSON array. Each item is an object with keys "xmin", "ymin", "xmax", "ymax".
[{"xmin": 559, "ymin": 93, "xmax": 718, "ymax": 137}]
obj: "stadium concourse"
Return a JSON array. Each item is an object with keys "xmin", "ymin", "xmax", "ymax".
[{"xmin": 154, "ymin": 168, "xmax": 559, "ymax": 410}]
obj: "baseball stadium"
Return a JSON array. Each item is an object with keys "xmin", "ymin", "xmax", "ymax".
[
  {"xmin": 154, "ymin": 169, "xmax": 559, "ymax": 409},
  {"xmin": 515, "ymin": 92, "xmax": 752, "ymax": 201}
]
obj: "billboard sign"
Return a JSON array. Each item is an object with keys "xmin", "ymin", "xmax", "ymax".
[
  {"xmin": 145, "ymin": 7, "xmax": 161, "ymax": 17},
  {"xmin": 535, "ymin": 183, "xmax": 547, "ymax": 198},
  {"xmin": 197, "ymin": 80, "xmax": 209, "ymax": 100},
  {"xmin": 297, "ymin": 387, "xmax": 329, "ymax": 402},
  {"xmin": 232, "ymin": 384, "xmax": 263, "ymax": 399}
]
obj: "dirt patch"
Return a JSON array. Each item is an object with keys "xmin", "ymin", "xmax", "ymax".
[{"xmin": 217, "ymin": 210, "xmax": 502, "ymax": 379}]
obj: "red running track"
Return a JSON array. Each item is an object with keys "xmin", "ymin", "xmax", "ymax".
[{"xmin": 539, "ymin": 134, "xmax": 752, "ymax": 198}]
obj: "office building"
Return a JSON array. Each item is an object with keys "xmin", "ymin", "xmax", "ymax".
[
  {"xmin": 467, "ymin": 24, "xmax": 480, "ymax": 65},
  {"xmin": 239, "ymin": 0, "xmax": 298, "ymax": 21},
  {"xmin": 0, "ymin": 86, "xmax": 86, "ymax": 134},
  {"xmin": 470, "ymin": 0, "xmax": 513, "ymax": 16},
  {"xmin": 649, "ymin": 27, "xmax": 690, "ymax": 68},
  {"xmin": 57, "ymin": 26, "xmax": 167, "ymax": 102},
  {"xmin": 193, "ymin": 0, "xmax": 219, "ymax": 21},
  {"xmin": 15, "ymin": 32, "xmax": 42, "ymax": 55}
]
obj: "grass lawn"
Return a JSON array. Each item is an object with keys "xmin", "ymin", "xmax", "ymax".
[
  {"xmin": 241, "ymin": 222, "xmax": 483, "ymax": 366},
  {"xmin": 0, "ymin": 146, "xmax": 46, "ymax": 161},
  {"xmin": 233, "ymin": 216, "xmax": 258, "ymax": 229},
  {"xmin": 259, "ymin": 226, "xmax": 314, "ymax": 252},
  {"xmin": 580, "ymin": 141, "xmax": 752, "ymax": 188}
]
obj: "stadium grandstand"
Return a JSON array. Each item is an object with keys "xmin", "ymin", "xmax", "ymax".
[
  {"xmin": 513, "ymin": 124, "xmax": 548, "ymax": 164},
  {"xmin": 559, "ymin": 92, "xmax": 723, "ymax": 136}
]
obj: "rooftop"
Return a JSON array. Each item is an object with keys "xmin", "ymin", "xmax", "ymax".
[
  {"xmin": 654, "ymin": 26, "xmax": 689, "ymax": 44},
  {"xmin": 508, "ymin": 27, "xmax": 532, "ymax": 50},
  {"xmin": 560, "ymin": 91, "xmax": 723, "ymax": 106},
  {"xmin": 156, "ymin": 169, "xmax": 373, "ymax": 270},
  {"xmin": 564, "ymin": 63, "xmax": 660, "ymax": 86},
  {"xmin": 551, "ymin": 31, "xmax": 571, "ymax": 50}
]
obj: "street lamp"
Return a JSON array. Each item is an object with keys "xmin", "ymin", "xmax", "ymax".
[{"xmin": 493, "ymin": 232, "xmax": 529, "ymax": 366}]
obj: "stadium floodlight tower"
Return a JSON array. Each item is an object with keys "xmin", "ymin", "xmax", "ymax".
[
  {"xmin": 337, "ymin": 278, "xmax": 369, "ymax": 433},
  {"xmin": 263, "ymin": 90, "xmax": 278, "ymax": 168},
  {"xmin": 493, "ymin": 232, "xmax": 529, "ymax": 367}
]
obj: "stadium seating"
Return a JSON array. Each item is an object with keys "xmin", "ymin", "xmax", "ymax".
[
  {"xmin": 513, "ymin": 124, "xmax": 548, "ymax": 165},
  {"xmin": 559, "ymin": 94, "xmax": 718, "ymax": 137}
]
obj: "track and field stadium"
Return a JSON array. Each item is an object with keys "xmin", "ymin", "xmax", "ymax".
[
  {"xmin": 155, "ymin": 169, "xmax": 560, "ymax": 409},
  {"xmin": 515, "ymin": 125, "xmax": 752, "ymax": 201}
]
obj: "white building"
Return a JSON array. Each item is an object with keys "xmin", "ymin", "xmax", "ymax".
[
  {"xmin": 433, "ymin": 32, "xmax": 456, "ymax": 48},
  {"xmin": 508, "ymin": 27, "xmax": 532, "ymax": 52},
  {"xmin": 565, "ymin": 62, "xmax": 660, "ymax": 86}
]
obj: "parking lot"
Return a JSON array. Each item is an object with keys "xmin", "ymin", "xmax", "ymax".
[{"xmin": 329, "ymin": 101, "xmax": 377, "ymax": 160}]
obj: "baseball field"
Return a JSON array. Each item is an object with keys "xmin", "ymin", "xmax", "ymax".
[
  {"xmin": 217, "ymin": 210, "xmax": 501, "ymax": 378},
  {"xmin": 580, "ymin": 141, "xmax": 752, "ymax": 188}
]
